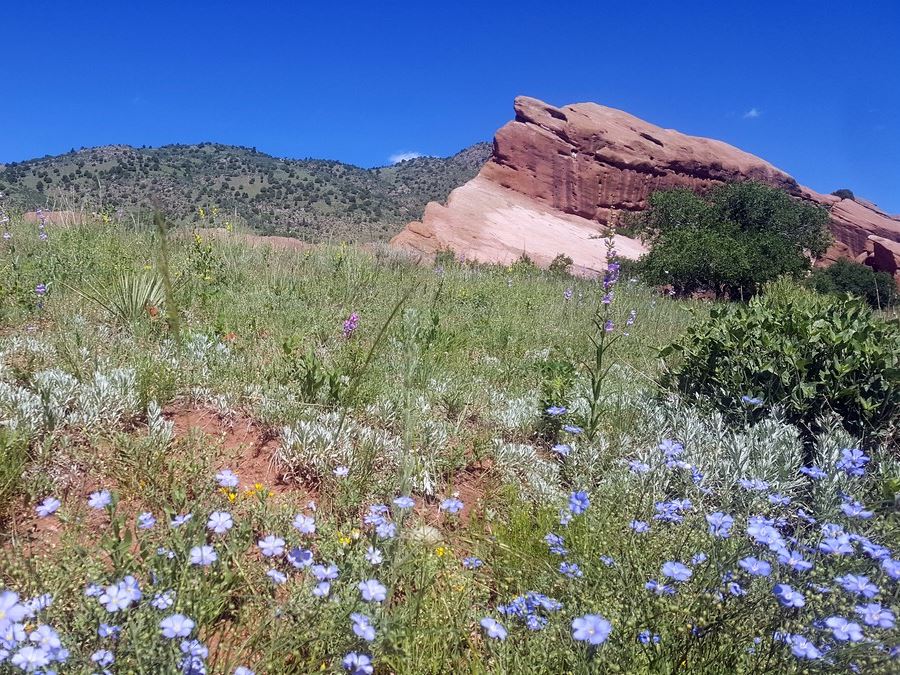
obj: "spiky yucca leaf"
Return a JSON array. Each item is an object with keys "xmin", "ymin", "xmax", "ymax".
[{"xmin": 69, "ymin": 271, "xmax": 166, "ymax": 326}]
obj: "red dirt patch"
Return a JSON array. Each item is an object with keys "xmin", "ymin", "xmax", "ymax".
[{"xmin": 164, "ymin": 405, "xmax": 303, "ymax": 497}]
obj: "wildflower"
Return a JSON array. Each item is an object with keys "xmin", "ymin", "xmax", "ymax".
[
  {"xmin": 645, "ymin": 580, "xmax": 675, "ymax": 596},
  {"xmin": 342, "ymin": 312, "xmax": 360, "ymax": 339},
  {"xmin": 313, "ymin": 582, "xmax": 330, "ymax": 598},
  {"xmin": 836, "ymin": 448, "xmax": 869, "ymax": 476},
  {"xmin": 777, "ymin": 549, "xmax": 813, "ymax": 573},
  {"xmin": 691, "ymin": 552, "xmax": 707, "ymax": 565},
  {"xmin": 788, "ymin": 634, "xmax": 823, "ymax": 660},
  {"xmin": 604, "ymin": 319, "xmax": 614, "ymax": 332},
  {"xmin": 98, "ymin": 623, "xmax": 121, "ymax": 638},
  {"xmin": 11, "ymin": 646, "xmax": 50, "ymax": 671},
  {"xmin": 835, "ymin": 574, "xmax": 879, "ymax": 599},
  {"xmin": 157, "ymin": 546, "xmax": 176, "ymax": 559},
  {"xmin": 741, "ymin": 395, "xmax": 763, "ymax": 406},
  {"xmin": 351, "ymin": 613, "xmax": 376, "ymax": 641},
  {"xmin": 799, "ymin": 465, "xmax": 827, "ymax": 479},
  {"xmin": 626, "ymin": 309, "xmax": 637, "ymax": 326},
  {"xmin": 207, "ymin": 511, "xmax": 233, "ymax": 534},
  {"xmin": 137, "ymin": 512, "xmax": 156, "ymax": 529},
  {"xmin": 552, "ymin": 443, "xmax": 571, "ymax": 457},
  {"xmin": 599, "ymin": 555, "xmax": 615, "ymax": 567},
  {"xmin": 559, "ymin": 562, "xmax": 583, "ymax": 578},
  {"xmin": 638, "ymin": 629, "xmax": 660, "ymax": 644},
  {"xmin": 562, "ymin": 424, "xmax": 583, "ymax": 434},
  {"xmin": 88, "ymin": 490, "xmax": 112, "ymax": 509},
  {"xmin": 376, "ymin": 521, "xmax": 396, "ymax": 539},
  {"xmin": 35, "ymin": 283, "xmax": 47, "ymax": 296},
  {"xmin": 738, "ymin": 557, "xmax": 772, "ymax": 577},
  {"xmin": 882, "ymin": 558, "xmax": 900, "ymax": 580},
  {"xmin": 819, "ymin": 533, "xmax": 853, "ymax": 556},
  {"xmin": 572, "ymin": 614, "xmax": 612, "ymax": 645},
  {"xmin": 28, "ymin": 625, "xmax": 61, "ymax": 652},
  {"xmin": 564, "ymin": 287, "xmax": 573, "ymax": 300},
  {"xmin": 84, "ymin": 584, "xmax": 103, "ymax": 598},
  {"xmin": 440, "ymin": 497, "xmax": 464, "ymax": 514},
  {"xmin": 234, "ymin": 668, "xmax": 255, "ymax": 675},
  {"xmin": 462, "ymin": 557, "xmax": 483, "ymax": 569},
  {"xmin": 35, "ymin": 497, "xmax": 60, "ymax": 518},
  {"xmin": 662, "ymin": 561, "xmax": 692, "ymax": 582},
  {"xmin": 659, "ymin": 439, "xmax": 683, "ymax": 459},
  {"xmin": 628, "ymin": 460, "xmax": 650, "ymax": 474},
  {"xmin": 171, "ymin": 514, "xmax": 193, "ymax": 527},
  {"xmin": 266, "ymin": 569, "xmax": 287, "ymax": 585},
  {"xmin": 727, "ymin": 581, "xmax": 746, "ymax": 597},
  {"xmin": 364, "ymin": 546, "xmax": 384, "ymax": 566},
  {"xmin": 292, "ymin": 513, "xmax": 316, "ymax": 534},
  {"xmin": 189, "ymin": 545, "xmax": 218, "ymax": 566},
  {"xmin": 91, "ymin": 649, "xmax": 114, "ymax": 667},
  {"xmin": 630, "ymin": 520, "xmax": 650, "ymax": 533},
  {"xmin": 342, "ymin": 652, "xmax": 373, "ymax": 675},
  {"xmin": 855, "ymin": 603, "xmax": 894, "ymax": 629},
  {"xmin": 824, "ymin": 616, "xmax": 864, "ymax": 642},
  {"xmin": 160, "ymin": 614, "xmax": 195, "ymax": 639},
  {"xmin": 654, "ymin": 499, "xmax": 692, "ymax": 524},
  {"xmin": 568, "ymin": 491, "xmax": 590, "ymax": 515},
  {"xmin": 706, "ymin": 512, "xmax": 734, "ymax": 538},
  {"xmin": 216, "ymin": 469, "xmax": 239, "ymax": 488},
  {"xmin": 738, "ymin": 478, "xmax": 769, "ymax": 491},
  {"xmin": 773, "ymin": 584, "xmax": 805, "ymax": 608},
  {"xmin": 312, "ymin": 564, "xmax": 339, "ymax": 581},
  {"xmin": 286, "ymin": 547, "xmax": 313, "ymax": 569},
  {"xmin": 545, "ymin": 405, "xmax": 567, "ymax": 416},
  {"xmin": 545, "ymin": 533, "xmax": 568, "ymax": 556},
  {"xmin": 768, "ymin": 493, "xmax": 791, "ymax": 507},
  {"xmin": 393, "ymin": 496, "xmax": 415, "ymax": 509},
  {"xmin": 99, "ymin": 583, "xmax": 134, "ymax": 613},
  {"xmin": 840, "ymin": 500, "xmax": 873, "ymax": 519},
  {"xmin": 258, "ymin": 535, "xmax": 285, "ymax": 557},
  {"xmin": 359, "ymin": 579, "xmax": 387, "ymax": 603},
  {"xmin": 334, "ymin": 466, "xmax": 349, "ymax": 477},
  {"xmin": 151, "ymin": 591, "xmax": 175, "ymax": 610},
  {"xmin": 480, "ymin": 617, "xmax": 507, "ymax": 640}
]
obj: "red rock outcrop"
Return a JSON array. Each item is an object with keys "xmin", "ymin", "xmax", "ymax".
[{"xmin": 392, "ymin": 96, "xmax": 900, "ymax": 277}]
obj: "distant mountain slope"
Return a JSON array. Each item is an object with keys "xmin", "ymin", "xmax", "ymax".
[{"xmin": 0, "ymin": 142, "xmax": 492, "ymax": 240}]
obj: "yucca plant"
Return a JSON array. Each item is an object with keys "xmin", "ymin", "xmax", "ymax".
[{"xmin": 68, "ymin": 271, "xmax": 166, "ymax": 326}]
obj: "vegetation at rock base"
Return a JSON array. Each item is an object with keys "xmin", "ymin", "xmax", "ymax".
[
  {"xmin": 0, "ymin": 214, "xmax": 897, "ymax": 674},
  {"xmin": 0, "ymin": 142, "xmax": 492, "ymax": 241},
  {"xmin": 808, "ymin": 259, "xmax": 897, "ymax": 309},
  {"xmin": 632, "ymin": 181, "xmax": 831, "ymax": 299}
]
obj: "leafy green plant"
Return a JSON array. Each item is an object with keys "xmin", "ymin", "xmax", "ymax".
[
  {"xmin": 548, "ymin": 254, "xmax": 573, "ymax": 275},
  {"xmin": 662, "ymin": 282, "xmax": 900, "ymax": 446},
  {"xmin": 808, "ymin": 259, "xmax": 896, "ymax": 309}
]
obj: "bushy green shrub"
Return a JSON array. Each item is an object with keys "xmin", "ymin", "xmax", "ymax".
[
  {"xmin": 548, "ymin": 253, "xmax": 573, "ymax": 275},
  {"xmin": 662, "ymin": 282, "xmax": 900, "ymax": 444},
  {"xmin": 808, "ymin": 259, "xmax": 896, "ymax": 309},
  {"xmin": 634, "ymin": 182, "xmax": 831, "ymax": 298}
]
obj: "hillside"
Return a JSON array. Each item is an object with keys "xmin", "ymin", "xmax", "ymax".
[{"xmin": 0, "ymin": 141, "xmax": 492, "ymax": 240}]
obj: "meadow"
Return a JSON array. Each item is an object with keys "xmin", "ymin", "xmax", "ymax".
[{"xmin": 0, "ymin": 214, "xmax": 897, "ymax": 673}]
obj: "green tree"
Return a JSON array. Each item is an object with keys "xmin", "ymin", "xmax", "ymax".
[{"xmin": 634, "ymin": 182, "xmax": 830, "ymax": 298}]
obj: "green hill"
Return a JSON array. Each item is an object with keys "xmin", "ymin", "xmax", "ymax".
[{"xmin": 0, "ymin": 141, "xmax": 492, "ymax": 240}]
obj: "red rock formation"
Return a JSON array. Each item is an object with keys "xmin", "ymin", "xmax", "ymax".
[{"xmin": 392, "ymin": 96, "xmax": 900, "ymax": 278}]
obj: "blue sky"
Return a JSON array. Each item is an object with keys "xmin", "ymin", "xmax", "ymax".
[{"xmin": 3, "ymin": 1, "xmax": 898, "ymax": 211}]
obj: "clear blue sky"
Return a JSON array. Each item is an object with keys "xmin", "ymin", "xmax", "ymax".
[{"xmin": 3, "ymin": 0, "xmax": 898, "ymax": 211}]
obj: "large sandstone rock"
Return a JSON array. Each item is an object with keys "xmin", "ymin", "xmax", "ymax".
[{"xmin": 392, "ymin": 96, "xmax": 900, "ymax": 277}]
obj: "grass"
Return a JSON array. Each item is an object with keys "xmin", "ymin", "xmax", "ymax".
[{"xmin": 0, "ymin": 215, "xmax": 897, "ymax": 674}]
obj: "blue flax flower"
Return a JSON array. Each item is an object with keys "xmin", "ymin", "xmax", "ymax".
[{"xmin": 571, "ymin": 614, "xmax": 612, "ymax": 645}]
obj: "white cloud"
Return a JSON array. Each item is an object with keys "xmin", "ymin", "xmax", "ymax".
[
  {"xmin": 743, "ymin": 107, "xmax": 761, "ymax": 119},
  {"xmin": 389, "ymin": 151, "xmax": 424, "ymax": 164}
]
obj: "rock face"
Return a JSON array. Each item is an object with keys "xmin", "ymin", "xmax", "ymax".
[{"xmin": 392, "ymin": 96, "xmax": 900, "ymax": 277}]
